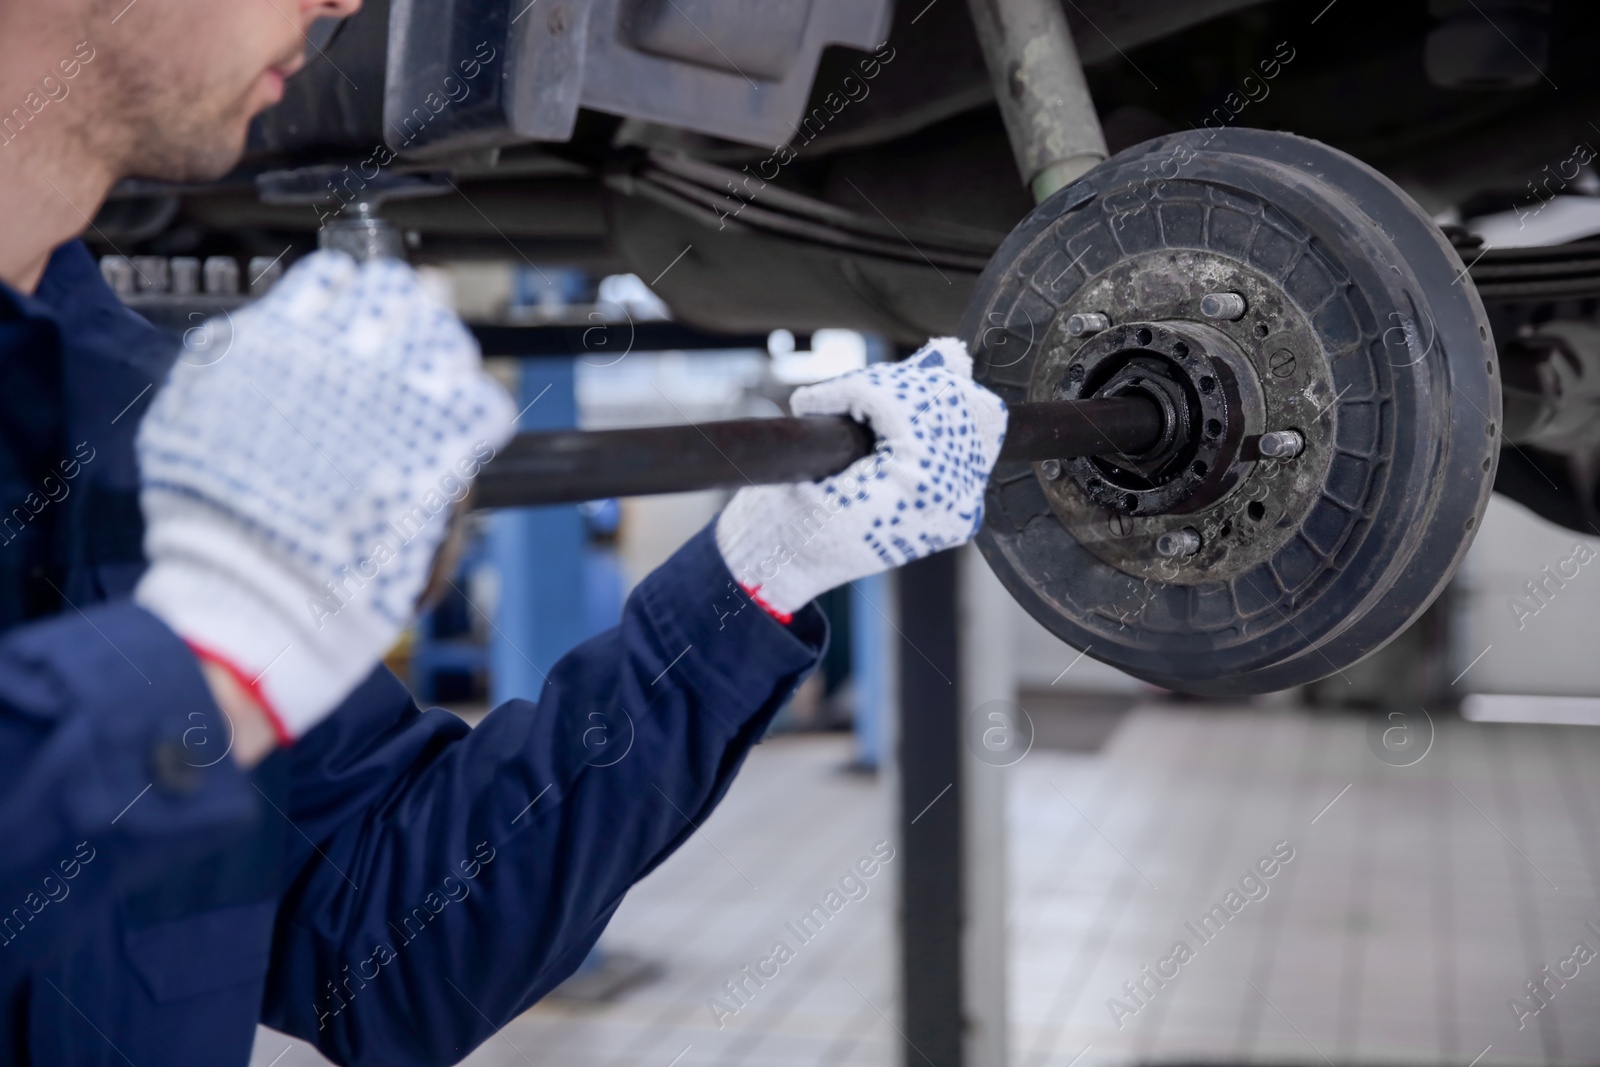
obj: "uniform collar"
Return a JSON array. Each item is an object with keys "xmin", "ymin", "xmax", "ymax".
[
  {"xmin": 0, "ymin": 241, "xmax": 107, "ymax": 325},
  {"xmin": 0, "ymin": 240, "xmax": 179, "ymax": 386}
]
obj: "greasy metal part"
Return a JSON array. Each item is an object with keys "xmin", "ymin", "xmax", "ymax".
[
  {"xmin": 1258, "ymin": 429, "xmax": 1305, "ymax": 459},
  {"xmin": 624, "ymin": 0, "xmax": 813, "ymax": 81},
  {"xmin": 1156, "ymin": 528, "xmax": 1201, "ymax": 557},
  {"xmin": 258, "ymin": 166, "xmax": 456, "ymax": 263},
  {"xmin": 1026, "ymin": 249, "xmax": 1332, "ymax": 586},
  {"xmin": 582, "ymin": 0, "xmax": 893, "ymax": 147},
  {"xmin": 1200, "ymin": 292, "xmax": 1247, "ymax": 321},
  {"xmin": 1499, "ymin": 322, "xmax": 1600, "ymax": 451},
  {"xmin": 1065, "ymin": 311, "xmax": 1110, "ymax": 337},
  {"xmin": 1001, "ymin": 396, "xmax": 1164, "ymax": 466},
  {"xmin": 291, "ymin": 0, "xmax": 894, "ymax": 155},
  {"xmin": 966, "ymin": 128, "xmax": 1500, "ymax": 697},
  {"xmin": 965, "ymin": 0, "xmax": 1108, "ymax": 202},
  {"xmin": 246, "ymin": 0, "xmax": 1269, "ymax": 162},
  {"xmin": 383, "ymin": 0, "xmax": 588, "ymax": 153},
  {"xmin": 319, "ymin": 201, "xmax": 406, "ymax": 261},
  {"xmin": 622, "ymin": 151, "xmax": 999, "ymax": 274},
  {"xmin": 1444, "ymin": 231, "xmax": 1600, "ymax": 304},
  {"xmin": 472, "ymin": 397, "xmax": 1163, "ymax": 509},
  {"xmin": 1495, "ymin": 321, "xmax": 1600, "ymax": 533},
  {"xmin": 1054, "ymin": 317, "xmax": 1265, "ymax": 519},
  {"xmin": 471, "ymin": 321, "xmax": 779, "ymax": 358}
]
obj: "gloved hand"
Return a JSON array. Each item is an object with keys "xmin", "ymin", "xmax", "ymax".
[
  {"xmin": 135, "ymin": 252, "xmax": 516, "ymax": 742},
  {"xmin": 715, "ymin": 337, "xmax": 1007, "ymax": 620}
]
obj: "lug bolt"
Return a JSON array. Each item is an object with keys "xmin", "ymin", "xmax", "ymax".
[
  {"xmin": 1201, "ymin": 292, "xmax": 1247, "ymax": 321},
  {"xmin": 1156, "ymin": 527, "xmax": 1202, "ymax": 558},
  {"xmin": 1040, "ymin": 458, "xmax": 1063, "ymax": 480},
  {"xmin": 1066, "ymin": 312, "xmax": 1111, "ymax": 337},
  {"xmin": 1258, "ymin": 429, "xmax": 1305, "ymax": 459}
]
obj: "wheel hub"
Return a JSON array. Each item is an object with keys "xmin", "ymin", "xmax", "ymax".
[
  {"xmin": 1054, "ymin": 317, "xmax": 1262, "ymax": 517},
  {"xmin": 963, "ymin": 128, "xmax": 1500, "ymax": 695},
  {"xmin": 1032, "ymin": 248, "xmax": 1336, "ymax": 585}
]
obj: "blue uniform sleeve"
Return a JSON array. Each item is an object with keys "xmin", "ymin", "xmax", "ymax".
[
  {"xmin": 260, "ymin": 525, "xmax": 827, "ymax": 1066},
  {"xmin": 0, "ymin": 601, "xmax": 256, "ymax": 984}
]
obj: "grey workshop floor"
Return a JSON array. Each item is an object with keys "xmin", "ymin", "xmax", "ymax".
[{"xmin": 252, "ymin": 705, "xmax": 1600, "ymax": 1067}]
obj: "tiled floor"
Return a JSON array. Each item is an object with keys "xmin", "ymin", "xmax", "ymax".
[
  {"xmin": 252, "ymin": 706, "xmax": 1600, "ymax": 1067},
  {"xmin": 1011, "ymin": 707, "xmax": 1600, "ymax": 1067}
]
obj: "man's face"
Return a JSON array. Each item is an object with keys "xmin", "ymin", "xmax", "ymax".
[{"xmin": 86, "ymin": 0, "xmax": 361, "ymax": 182}]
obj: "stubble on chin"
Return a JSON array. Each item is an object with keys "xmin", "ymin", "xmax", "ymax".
[
  {"xmin": 119, "ymin": 88, "xmax": 258, "ymax": 183},
  {"xmin": 89, "ymin": 42, "xmax": 269, "ymax": 184}
]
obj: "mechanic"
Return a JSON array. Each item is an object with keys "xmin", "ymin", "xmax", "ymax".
[{"xmin": 0, "ymin": 0, "xmax": 1007, "ymax": 1063}]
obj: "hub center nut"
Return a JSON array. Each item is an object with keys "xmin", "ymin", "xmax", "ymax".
[{"xmin": 1052, "ymin": 319, "xmax": 1265, "ymax": 516}]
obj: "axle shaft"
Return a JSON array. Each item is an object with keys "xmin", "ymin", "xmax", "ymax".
[{"xmin": 472, "ymin": 396, "xmax": 1163, "ymax": 509}]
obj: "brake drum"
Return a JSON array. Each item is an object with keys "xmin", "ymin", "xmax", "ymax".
[{"xmin": 963, "ymin": 129, "xmax": 1500, "ymax": 696}]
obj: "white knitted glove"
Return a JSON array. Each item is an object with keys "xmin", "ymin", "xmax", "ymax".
[
  {"xmin": 134, "ymin": 252, "xmax": 516, "ymax": 741},
  {"xmin": 715, "ymin": 338, "xmax": 1007, "ymax": 619}
]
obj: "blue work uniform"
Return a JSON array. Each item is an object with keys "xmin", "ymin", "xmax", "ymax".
[{"xmin": 0, "ymin": 242, "xmax": 824, "ymax": 1066}]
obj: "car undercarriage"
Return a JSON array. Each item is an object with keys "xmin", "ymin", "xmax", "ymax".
[
  {"xmin": 76, "ymin": 0, "xmax": 1600, "ymax": 664},
  {"xmin": 82, "ymin": 2, "xmax": 1600, "ymax": 529}
]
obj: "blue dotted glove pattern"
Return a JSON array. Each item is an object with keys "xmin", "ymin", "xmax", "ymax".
[
  {"xmin": 137, "ymin": 252, "xmax": 517, "ymax": 631},
  {"xmin": 716, "ymin": 338, "xmax": 1008, "ymax": 615}
]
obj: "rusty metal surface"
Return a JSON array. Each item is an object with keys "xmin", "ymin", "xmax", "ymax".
[
  {"xmin": 966, "ymin": 128, "xmax": 1500, "ymax": 696},
  {"xmin": 1036, "ymin": 249, "xmax": 1335, "ymax": 586}
]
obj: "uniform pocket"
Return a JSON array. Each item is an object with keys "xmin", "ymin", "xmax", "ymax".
[{"xmin": 123, "ymin": 899, "xmax": 277, "ymax": 1001}]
